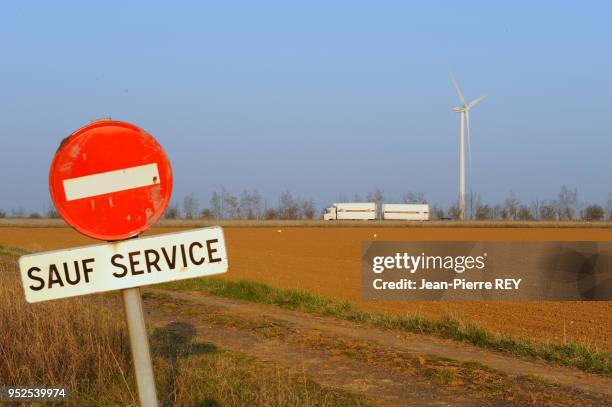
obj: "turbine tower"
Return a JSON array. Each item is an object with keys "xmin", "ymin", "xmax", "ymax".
[{"xmin": 450, "ymin": 73, "xmax": 487, "ymax": 220}]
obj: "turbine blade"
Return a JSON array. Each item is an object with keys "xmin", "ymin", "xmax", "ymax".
[
  {"xmin": 449, "ymin": 71, "xmax": 467, "ymax": 105},
  {"xmin": 466, "ymin": 110, "xmax": 472, "ymax": 175},
  {"xmin": 467, "ymin": 94, "xmax": 488, "ymax": 109}
]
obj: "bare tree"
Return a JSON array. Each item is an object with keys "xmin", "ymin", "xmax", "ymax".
[
  {"xmin": 237, "ymin": 189, "xmax": 263, "ymax": 219},
  {"xmin": 606, "ymin": 192, "xmax": 612, "ymax": 220},
  {"xmin": 46, "ymin": 203, "xmax": 60, "ymax": 219},
  {"xmin": 539, "ymin": 201, "xmax": 557, "ymax": 220},
  {"xmin": 278, "ymin": 191, "xmax": 299, "ymax": 219},
  {"xmin": 467, "ymin": 191, "xmax": 475, "ymax": 219},
  {"xmin": 0, "ymin": 208, "xmax": 5, "ymax": 218},
  {"xmin": 11, "ymin": 207, "xmax": 25, "ymax": 218},
  {"xmin": 531, "ymin": 199, "xmax": 541, "ymax": 221},
  {"xmin": 582, "ymin": 204, "xmax": 604, "ymax": 221},
  {"xmin": 200, "ymin": 208, "xmax": 213, "ymax": 219},
  {"xmin": 239, "ymin": 190, "xmax": 253, "ymax": 219},
  {"xmin": 474, "ymin": 204, "xmax": 494, "ymax": 220},
  {"xmin": 300, "ymin": 199, "xmax": 316, "ymax": 219},
  {"xmin": 504, "ymin": 191, "xmax": 520, "ymax": 220},
  {"xmin": 209, "ymin": 191, "xmax": 222, "ymax": 219},
  {"xmin": 251, "ymin": 190, "xmax": 262, "ymax": 219},
  {"xmin": 492, "ymin": 204, "xmax": 503, "ymax": 220},
  {"xmin": 465, "ymin": 191, "xmax": 481, "ymax": 220},
  {"xmin": 224, "ymin": 193, "xmax": 240, "ymax": 219},
  {"xmin": 402, "ymin": 191, "xmax": 427, "ymax": 204},
  {"xmin": 183, "ymin": 193, "xmax": 200, "ymax": 220},
  {"xmin": 517, "ymin": 205, "xmax": 534, "ymax": 221},
  {"xmin": 164, "ymin": 202, "xmax": 180, "ymax": 219},
  {"xmin": 557, "ymin": 186, "xmax": 578, "ymax": 220},
  {"xmin": 264, "ymin": 207, "xmax": 278, "ymax": 220},
  {"xmin": 448, "ymin": 204, "xmax": 461, "ymax": 220},
  {"xmin": 430, "ymin": 204, "xmax": 445, "ymax": 220},
  {"xmin": 472, "ymin": 194, "xmax": 492, "ymax": 220},
  {"xmin": 499, "ymin": 207, "xmax": 509, "ymax": 220},
  {"xmin": 367, "ymin": 189, "xmax": 385, "ymax": 219}
]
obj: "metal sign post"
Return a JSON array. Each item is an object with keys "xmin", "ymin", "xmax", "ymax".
[
  {"xmin": 119, "ymin": 234, "xmax": 157, "ymax": 407},
  {"xmin": 122, "ymin": 287, "xmax": 158, "ymax": 407}
]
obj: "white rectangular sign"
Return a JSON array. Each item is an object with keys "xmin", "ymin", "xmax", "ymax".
[{"xmin": 18, "ymin": 227, "xmax": 228, "ymax": 303}]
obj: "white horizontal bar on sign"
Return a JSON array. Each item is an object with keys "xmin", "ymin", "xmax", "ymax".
[{"xmin": 63, "ymin": 163, "xmax": 160, "ymax": 201}]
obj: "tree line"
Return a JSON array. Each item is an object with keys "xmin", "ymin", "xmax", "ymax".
[
  {"xmin": 329, "ymin": 186, "xmax": 610, "ymax": 221},
  {"xmin": 453, "ymin": 186, "xmax": 608, "ymax": 221},
  {"xmin": 1, "ymin": 185, "xmax": 610, "ymax": 221},
  {"xmin": 163, "ymin": 189, "xmax": 317, "ymax": 220},
  {"xmin": 0, "ymin": 205, "xmax": 59, "ymax": 220}
]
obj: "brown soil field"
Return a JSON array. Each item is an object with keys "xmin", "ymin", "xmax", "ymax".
[{"xmin": 1, "ymin": 226, "xmax": 611, "ymax": 351}]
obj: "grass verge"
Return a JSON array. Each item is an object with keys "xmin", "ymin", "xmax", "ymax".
[
  {"xmin": 0, "ymin": 255, "xmax": 135, "ymax": 405},
  {"xmin": 0, "ymin": 254, "xmax": 371, "ymax": 406},
  {"xmin": 151, "ymin": 326, "xmax": 371, "ymax": 406},
  {"xmin": 164, "ymin": 278, "xmax": 612, "ymax": 376},
  {"xmin": 0, "ymin": 245, "xmax": 28, "ymax": 259}
]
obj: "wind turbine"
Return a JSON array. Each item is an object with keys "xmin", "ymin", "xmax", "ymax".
[{"xmin": 450, "ymin": 72, "xmax": 487, "ymax": 220}]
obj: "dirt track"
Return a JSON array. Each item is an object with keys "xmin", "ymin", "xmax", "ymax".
[
  {"xmin": 147, "ymin": 288, "xmax": 612, "ymax": 396},
  {"xmin": 1, "ymin": 226, "xmax": 611, "ymax": 350},
  {"xmin": 140, "ymin": 288, "xmax": 610, "ymax": 406}
]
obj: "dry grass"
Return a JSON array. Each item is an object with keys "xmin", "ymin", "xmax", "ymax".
[
  {"xmin": 2, "ymin": 218, "xmax": 612, "ymax": 228},
  {"xmin": 0, "ymin": 256, "xmax": 370, "ymax": 406},
  {"xmin": 0, "ymin": 219, "xmax": 67, "ymax": 228},
  {"xmin": 152, "ymin": 328, "xmax": 370, "ymax": 406},
  {"xmin": 0, "ymin": 258, "xmax": 136, "ymax": 405}
]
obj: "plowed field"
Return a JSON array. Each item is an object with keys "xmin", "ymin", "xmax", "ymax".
[{"xmin": 2, "ymin": 225, "xmax": 610, "ymax": 350}]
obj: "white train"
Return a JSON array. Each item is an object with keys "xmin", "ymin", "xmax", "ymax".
[{"xmin": 323, "ymin": 203, "xmax": 430, "ymax": 221}]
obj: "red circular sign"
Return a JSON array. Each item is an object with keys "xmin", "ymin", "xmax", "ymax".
[{"xmin": 49, "ymin": 120, "xmax": 173, "ymax": 241}]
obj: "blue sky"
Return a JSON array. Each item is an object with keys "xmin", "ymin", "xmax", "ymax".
[{"xmin": 1, "ymin": 2, "xmax": 611, "ymax": 213}]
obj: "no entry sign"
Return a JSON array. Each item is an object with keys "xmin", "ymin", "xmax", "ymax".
[
  {"xmin": 26, "ymin": 119, "xmax": 221, "ymax": 407},
  {"xmin": 49, "ymin": 120, "xmax": 173, "ymax": 241}
]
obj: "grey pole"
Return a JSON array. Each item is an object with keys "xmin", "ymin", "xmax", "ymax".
[
  {"xmin": 459, "ymin": 109, "xmax": 465, "ymax": 220},
  {"xmin": 122, "ymin": 287, "xmax": 159, "ymax": 407}
]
